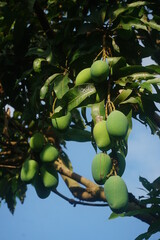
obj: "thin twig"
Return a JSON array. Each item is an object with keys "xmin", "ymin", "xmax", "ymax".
[
  {"xmin": 0, "ymin": 164, "xmax": 21, "ymax": 169},
  {"xmin": 53, "ymin": 189, "xmax": 109, "ymax": 207}
]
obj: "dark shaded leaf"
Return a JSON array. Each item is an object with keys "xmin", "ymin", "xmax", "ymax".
[
  {"xmin": 63, "ymin": 128, "xmax": 91, "ymax": 142},
  {"xmin": 139, "ymin": 176, "xmax": 152, "ymax": 191}
]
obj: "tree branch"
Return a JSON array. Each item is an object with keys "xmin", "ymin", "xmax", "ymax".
[
  {"xmin": 53, "ymin": 189, "xmax": 109, "ymax": 207},
  {"xmin": 54, "ymin": 158, "xmax": 106, "ymax": 202},
  {"xmin": 54, "ymin": 158, "xmax": 159, "ymax": 225}
]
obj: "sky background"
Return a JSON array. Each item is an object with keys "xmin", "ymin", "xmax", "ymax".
[{"xmin": 1, "ymin": 117, "xmax": 160, "ymax": 240}]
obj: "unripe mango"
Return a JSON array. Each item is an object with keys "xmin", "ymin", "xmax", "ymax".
[
  {"xmin": 40, "ymin": 165, "xmax": 59, "ymax": 189},
  {"xmin": 29, "ymin": 132, "xmax": 45, "ymax": 152},
  {"xmin": 75, "ymin": 68, "xmax": 92, "ymax": 85},
  {"xmin": 90, "ymin": 60, "xmax": 109, "ymax": 82},
  {"xmin": 52, "ymin": 112, "xmax": 71, "ymax": 131},
  {"xmin": 34, "ymin": 174, "xmax": 51, "ymax": 199},
  {"xmin": 93, "ymin": 120, "xmax": 111, "ymax": 151},
  {"xmin": 91, "ymin": 153, "xmax": 112, "ymax": 185},
  {"xmin": 106, "ymin": 110, "xmax": 129, "ymax": 138},
  {"xmin": 20, "ymin": 159, "xmax": 38, "ymax": 183},
  {"xmin": 104, "ymin": 175, "xmax": 128, "ymax": 213},
  {"xmin": 40, "ymin": 144, "xmax": 59, "ymax": 163},
  {"xmin": 33, "ymin": 58, "xmax": 46, "ymax": 73}
]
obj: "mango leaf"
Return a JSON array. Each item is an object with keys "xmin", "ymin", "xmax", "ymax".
[
  {"xmin": 140, "ymin": 82, "xmax": 152, "ymax": 92},
  {"xmin": 116, "ymin": 65, "xmax": 160, "ymax": 79},
  {"xmin": 59, "ymin": 151, "xmax": 73, "ymax": 171},
  {"xmin": 140, "ymin": 197, "xmax": 160, "ymax": 205},
  {"xmin": 145, "ymin": 78, "xmax": 160, "ymax": 86},
  {"xmin": 135, "ymin": 232, "xmax": 152, "ymax": 240},
  {"xmin": 142, "ymin": 93, "xmax": 160, "ymax": 104},
  {"xmin": 111, "ymin": 1, "xmax": 148, "ymax": 20},
  {"xmin": 107, "ymin": 57, "xmax": 126, "ymax": 75},
  {"xmin": 108, "ymin": 212, "xmax": 125, "ymax": 220},
  {"xmin": 139, "ymin": 176, "xmax": 153, "ymax": 192},
  {"xmin": 63, "ymin": 128, "xmax": 91, "ymax": 142},
  {"xmin": 64, "ymin": 83, "xmax": 96, "ymax": 112},
  {"xmin": 141, "ymin": 17, "xmax": 160, "ymax": 31},
  {"xmin": 113, "ymin": 89, "xmax": 132, "ymax": 106},
  {"xmin": 119, "ymin": 16, "xmax": 147, "ymax": 31},
  {"xmin": 44, "ymin": 73, "xmax": 61, "ymax": 86},
  {"xmin": 54, "ymin": 74, "xmax": 70, "ymax": 99},
  {"xmin": 120, "ymin": 96, "xmax": 139, "ymax": 105},
  {"xmin": 135, "ymin": 219, "xmax": 160, "ymax": 240}
]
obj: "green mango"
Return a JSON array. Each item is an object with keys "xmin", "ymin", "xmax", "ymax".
[
  {"xmin": 52, "ymin": 112, "xmax": 71, "ymax": 131},
  {"xmin": 40, "ymin": 165, "xmax": 59, "ymax": 189},
  {"xmin": 91, "ymin": 153, "xmax": 112, "ymax": 185},
  {"xmin": 33, "ymin": 174, "xmax": 51, "ymax": 199},
  {"xmin": 29, "ymin": 132, "xmax": 45, "ymax": 152},
  {"xmin": 106, "ymin": 110, "xmax": 129, "ymax": 138},
  {"xmin": 75, "ymin": 68, "xmax": 92, "ymax": 85},
  {"xmin": 33, "ymin": 58, "xmax": 46, "ymax": 73},
  {"xmin": 104, "ymin": 175, "xmax": 128, "ymax": 213},
  {"xmin": 90, "ymin": 60, "xmax": 109, "ymax": 82},
  {"xmin": 20, "ymin": 159, "xmax": 38, "ymax": 183},
  {"xmin": 40, "ymin": 144, "xmax": 59, "ymax": 163},
  {"xmin": 93, "ymin": 120, "xmax": 111, "ymax": 151}
]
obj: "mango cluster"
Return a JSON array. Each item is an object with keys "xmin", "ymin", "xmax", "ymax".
[
  {"xmin": 75, "ymin": 60, "xmax": 109, "ymax": 85},
  {"xmin": 91, "ymin": 109, "xmax": 129, "ymax": 213},
  {"xmin": 20, "ymin": 132, "xmax": 59, "ymax": 199}
]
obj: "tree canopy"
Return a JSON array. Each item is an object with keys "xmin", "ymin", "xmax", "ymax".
[{"xmin": 0, "ymin": 0, "xmax": 160, "ymax": 239}]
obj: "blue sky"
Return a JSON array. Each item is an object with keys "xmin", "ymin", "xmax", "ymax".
[{"xmin": 1, "ymin": 118, "xmax": 160, "ymax": 240}]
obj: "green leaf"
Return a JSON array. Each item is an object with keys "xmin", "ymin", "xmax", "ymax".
[
  {"xmin": 54, "ymin": 74, "xmax": 70, "ymax": 99},
  {"xmin": 118, "ymin": 16, "xmax": 147, "ymax": 31},
  {"xmin": 140, "ymin": 82, "xmax": 152, "ymax": 92},
  {"xmin": 135, "ymin": 232, "xmax": 152, "ymax": 240},
  {"xmin": 40, "ymin": 85, "xmax": 49, "ymax": 99},
  {"xmin": 111, "ymin": 1, "xmax": 148, "ymax": 20},
  {"xmin": 135, "ymin": 219, "xmax": 160, "ymax": 240},
  {"xmin": 63, "ymin": 128, "xmax": 91, "ymax": 142},
  {"xmin": 107, "ymin": 57, "xmax": 126, "ymax": 75},
  {"xmin": 108, "ymin": 212, "xmax": 125, "ymax": 220},
  {"xmin": 65, "ymin": 83, "xmax": 96, "ymax": 112},
  {"xmin": 141, "ymin": 17, "xmax": 160, "ymax": 31},
  {"xmin": 141, "ymin": 197, "xmax": 160, "ymax": 205},
  {"xmin": 59, "ymin": 151, "xmax": 73, "ymax": 171},
  {"xmin": 117, "ymin": 65, "xmax": 160, "ymax": 78},
  {"xmin": 113, "ymin": 89, "xmax": 132, "ymax": 106},
  {"xmin": 139, "ymin": 176, "xmax": 152, "ymax": 191},
  {"xmin": 146, "ymin": 78, "xmax": 160, "ymax": 85},
  {"xmin": 45, "ymin": 73, "xmax": 61, "ymax": 86},
  {"xmin": 120, "ymin": 96, "xmax": 139, "ymax": 105}
]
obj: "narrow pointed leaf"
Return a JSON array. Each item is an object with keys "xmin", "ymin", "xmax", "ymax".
[
  {"xmin": 54, "ymin": 74, "xmax": 70, "ymax": 99},
  {"xmin": 65, "ymin": 84, "xmax": 96, "ymax": 112},
  {"xmin": 113, "ymin": 89, "xmax": 132, "ymax": 106}
]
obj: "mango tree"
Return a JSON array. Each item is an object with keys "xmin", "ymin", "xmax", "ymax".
[{"xmin": 0, "ymin": 1, "xmax": 160, "ymax": 239}]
